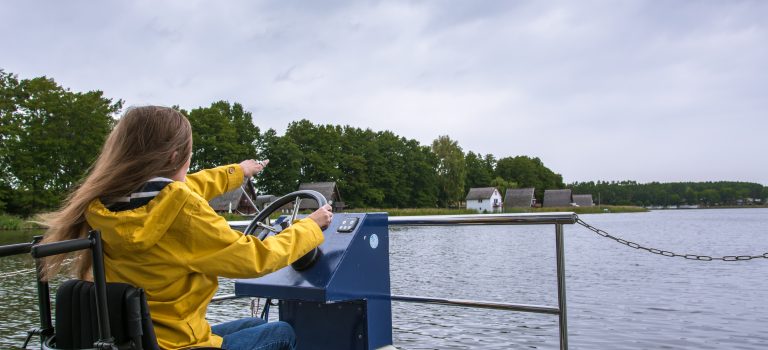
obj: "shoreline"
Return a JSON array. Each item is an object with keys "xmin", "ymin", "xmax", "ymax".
[
  {"xmin": 647, "ymin": 205, "xmax": 768, "ymax": 210},
  {"xmin": 5, "ymin": 205, "xmax": 768, "ymax": 231}
]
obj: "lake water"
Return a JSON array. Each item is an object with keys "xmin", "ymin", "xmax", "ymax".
[{"xmin": 2, "ymin": 208, "xmax": 767, "ymax": 349}]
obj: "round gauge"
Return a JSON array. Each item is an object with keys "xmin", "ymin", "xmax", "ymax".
[{"xmin": 369, "ymin": 233, "xmax": 379, "ymax": 249}]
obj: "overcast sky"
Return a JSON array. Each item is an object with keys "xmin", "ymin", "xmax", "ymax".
[{"xmin": 2, "ymin": 1, "xmax": 766, "ymax": 184}]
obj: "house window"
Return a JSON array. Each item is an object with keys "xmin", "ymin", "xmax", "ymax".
[{"xmin": 478, "ymin": 199, "xmax": 483, "ymax": 203}]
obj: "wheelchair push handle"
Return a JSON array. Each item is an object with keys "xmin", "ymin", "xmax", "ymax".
[{"xmin": 31, "ymin": 238, "xmax": 93, "ymax": 259}]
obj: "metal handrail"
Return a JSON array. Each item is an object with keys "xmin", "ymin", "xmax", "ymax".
[
  {"xmin": 388, "ymin": 212, "xmax": 574, "ymax": 350},
  {"xmin": 389, "ymin": 294, "xmax": 560, "ymax": 315},
  {"xmin": 211, "ymin": 294, "xmax": 239, "ymax": 303},
  {"xmin": 388, "ymin": 212, "xmax": 577, "ymax": 226},
  {"xmin": 228, "ymin": 212, "xmax": 577, "ymax": 230},
  {"xmin": 226, "ymin": 212, "xmax": 575, "ymax": 350}
]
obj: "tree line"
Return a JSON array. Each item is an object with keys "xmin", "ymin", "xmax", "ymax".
[
  {"xmin": 0, "ymin": 70, "xmax": 564, "ymax": 215},
  {"xmin": 1, "ymin": 70, "xmax": 765, "ymax": 216},
  {"xmin": 569, "ymin": 180, "xmax": 766, "ymax": 207},
  {"xmin": 179, "ymin": 106, "xmax": 566, "ymax": 208}
]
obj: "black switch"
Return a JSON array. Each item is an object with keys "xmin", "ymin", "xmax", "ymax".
[{"xmin": 336, "ymin": 217, "xmax": 359, "ymax": 233}]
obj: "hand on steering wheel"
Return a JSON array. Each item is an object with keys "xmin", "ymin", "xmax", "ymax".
[
  {"xmin": 242, "ymin": 190, "xmax": 329, "ymax": 270},
  {"xmin": 307, "ymin": 204, "xmax": 333, "ymax": 229}
]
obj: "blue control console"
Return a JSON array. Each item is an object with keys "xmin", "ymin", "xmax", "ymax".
[{"xmin": 234, "ymin": 212, "xmax": 392, "ymax": 350}]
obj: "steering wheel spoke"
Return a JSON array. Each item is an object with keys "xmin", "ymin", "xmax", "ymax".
[
  {"xmin": 255, "ymin": 221, "xmax": 280, "ymax": 233},
  {"xmin": 287, "ymin": 197, "xmax": 303, "ymax": 227}
]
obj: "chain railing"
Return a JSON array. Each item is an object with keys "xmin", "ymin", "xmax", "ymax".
[{"xmin": 576, "ymin": 217, "xmax": 768, "ymax": 261}]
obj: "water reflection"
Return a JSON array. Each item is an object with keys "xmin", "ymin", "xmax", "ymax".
[{"xmin": 0, "ymin": 231, "xmax": 43, "ymax": 348}]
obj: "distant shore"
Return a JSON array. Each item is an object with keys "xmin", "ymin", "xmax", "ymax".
[
  {"xmin": 332, "ymin": 205, "xmax": 647, "ymax": 216},
  {"xmin": 646, "ymin": 205, "xmax": 768, "ymax": 210},
  {"xmin": 9, "ymin": 205, "xmax": 768, "ymax": 231}
]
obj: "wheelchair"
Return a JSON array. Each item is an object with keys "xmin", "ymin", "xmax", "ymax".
[{"xmin": 0, "ymin": 231, "xmax": 220, "ymax": 350}]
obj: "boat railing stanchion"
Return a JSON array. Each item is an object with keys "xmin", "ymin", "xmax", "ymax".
[{"xmin": 556, "ymin": 223, "xmax": 568, "ymax": 350}]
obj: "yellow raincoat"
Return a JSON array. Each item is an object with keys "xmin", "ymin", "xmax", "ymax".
[{"xmin": 85, "ymin": 164, "xmax": 324, "ymax": 349}]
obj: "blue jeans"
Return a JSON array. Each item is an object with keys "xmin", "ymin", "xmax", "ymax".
[{"xmin": 211, "ymin": 318, "xmax": 296, "ymax": 350}]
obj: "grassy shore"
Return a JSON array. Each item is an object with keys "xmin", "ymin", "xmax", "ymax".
[
  {"xmin": 351, "ymin": 205, "xmax": 647, "ymax": 216},
  {"xmin": 0, "ymin": 214, "xmax": 44, "ymax": 230},
  {"xmin": 503, "ymin": 205, "xmax": 647, "ymax": 214}
]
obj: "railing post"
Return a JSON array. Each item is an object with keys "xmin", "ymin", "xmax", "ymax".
[
  {"xmin": 555, "ymin": 223, "xmax": 568, "ymax": 350},
  {"xmin": 32, "ymin": 236, "xmax": 53, "ymax": 336},
  {"xmin": 89, "ymin": 231, "xmax": 115, "ymax": 348}
]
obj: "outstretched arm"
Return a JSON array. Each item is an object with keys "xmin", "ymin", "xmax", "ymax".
[
  {"xmin": 184, "ymin": 195, "xmax": 325, "ymax": 278},
  {"xmin": 184, "ymin": 160, "xmax": 267, "ymax": 200}
]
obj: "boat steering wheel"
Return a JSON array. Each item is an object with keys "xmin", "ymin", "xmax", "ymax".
[{"xmin": 242, "ymin": 190, "xmax": 327, "ymax": 271}]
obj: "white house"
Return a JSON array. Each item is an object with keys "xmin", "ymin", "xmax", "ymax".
[{"xmin": 466, "ymin": 187, "xmax": 503, "ymax": 213}]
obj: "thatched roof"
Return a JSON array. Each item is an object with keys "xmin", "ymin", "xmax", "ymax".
[
  {"xmin": 209, "ymin": 179, "xmax": 258, "ymax": 212},
  {"xmin": 298, "ymin": 182, "xmax": 341, "ymax": 209},
  {"xmin": 505, "ymin": 188, "xmax": 535, "ymax": 208},
  {"xmin": 466, "ymin": 187, "xmax": 499, "ymax": 200},
  {"xmin": 255, "ymin": 195, "xmax": 276, "ymax": 206},
  {"xmin": 298, "ymin": 182, "xmax": 338, "ymax": 200},
  {"xmin": 543, "ymin": 189, "xmax": 572, "ymax": 207},
  {"xmin": 572, "ymin": 194, "xmax": 594, "ymax": 207},
  {"xmin": 209, "ymin": 187, "xmax": 246, "ymax": 212}
]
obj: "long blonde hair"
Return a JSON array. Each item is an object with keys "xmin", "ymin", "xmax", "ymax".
[{"xmin": 41, "ymin": 106, "xmax": 192, "ymax": 281}]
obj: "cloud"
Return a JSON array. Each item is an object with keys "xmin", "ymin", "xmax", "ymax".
[{"xmin": 2, "ymin": 0, "xmax": 766, "ymax": 183}]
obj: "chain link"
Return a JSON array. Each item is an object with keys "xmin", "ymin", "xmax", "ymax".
[{"xmin": 575, "ymin": 218, "xmax": 768, "ymax": 262}]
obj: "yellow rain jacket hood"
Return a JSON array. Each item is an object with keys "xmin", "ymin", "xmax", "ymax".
[{"xmin": 85, "ymin": 164, "xmax": 324, "ymax": 349}]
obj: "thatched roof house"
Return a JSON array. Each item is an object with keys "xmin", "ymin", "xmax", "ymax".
[
  {"xmin": 209, "ymin": 181, "xmax": 259, "ymax": 214},
  {"xmin": 255, "ymin": 195, "xmax": 277, "ymax": 210},
  {"xmin": 543, "ymin": 189, "xmax": 573, "ymax": 207},
  {"xmin": 465, "ymin": 187, "xmax": 502, "ymax": 212},
  {"xmin": 298, "ymin": 182, "xmax": 344, "ymax": 211},
  {"xmin": 465, "ymin": 187, "xmax": 498, "ymax": 201},
  {"xmin": 504, "ymin": 188, "xmax": 536, "ymax": 208},
  {"xmin": 572, "ymin": 194, "xmax": 594, "ymax": 207}
]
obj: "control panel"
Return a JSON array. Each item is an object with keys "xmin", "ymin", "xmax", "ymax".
[
  {"xmin": 233, "ymin": 212, "xmax": 392, "ymax": 350},
  {"xmin": 336, "ymin": 217, "xmax": 359, "ymax": 233}
]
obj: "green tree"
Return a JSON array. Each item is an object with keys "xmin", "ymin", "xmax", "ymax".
[
  {"xmin": 568, "ymin": 181, "xmax": 765, "ymax": 207},
  {"xmin": 0, "ymin": 70, "xmax": 20, "ymax": 211},
  {"xmin": 700, "ymin": 189, "xmax": 721, "ymax": 206},
  {"xmin": 464, "ymin": 151, "xmax": 494, "ymax": 190},
  {"xmin": 284, "ymin": 120, "xmax": 343, "ymax": 182},
  {"xmin": 256, "ymin": 129, "xmax": 302, "ymax": 195},
  {"xmin": 186, "ymin": 101, "xmax": 260, "ymax": 171},
  {"xmin": 336, "ymin": 125, "xmax": 438, "ymax": 208},
  {"xmin": 490, "ymin": 176, "xmax": 517, "ymax": 201},
  {"xmin": 370, "ymin": 131, "xmax": 409, "ymax": 207},
  {"xmin": 496, "ymin": 156, "xmax": 564, "ymax": 202},
  {"xmin": 336, "ymin": 126, "xmax": 375, "ymax": 208},
  {"xmin": 0, "ymin": 70, "xmax": 122, "ymax": 215},
  {"xmin": 431, "ymin": 135, "xmax": 466, "ymax": 207},
  {"xmin": 402, "ymin": 140, "xmax": 439, "ymax": 207}
]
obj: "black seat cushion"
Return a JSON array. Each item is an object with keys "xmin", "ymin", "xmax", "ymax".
[{"xmin": 55, "ymin": 280, "xmax": 160, "ymax": 350}]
